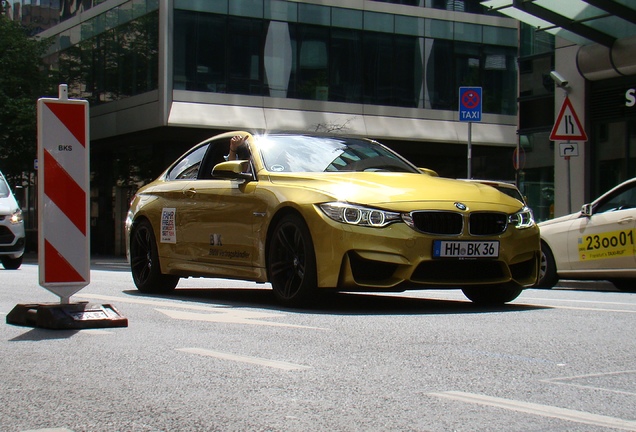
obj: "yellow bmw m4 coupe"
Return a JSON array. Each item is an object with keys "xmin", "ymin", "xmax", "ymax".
[{"xmin": 126, "ymin": 132, "xmax": 540, "ymax": 307}]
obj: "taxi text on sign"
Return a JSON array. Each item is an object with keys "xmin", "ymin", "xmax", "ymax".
[
  {"xmin": 550, "ymin": 96, "xmax": 588, "ymax": 141},
  {"xmin": 37, "ymin": 96, "xmax": 90, "ymax": 299}
]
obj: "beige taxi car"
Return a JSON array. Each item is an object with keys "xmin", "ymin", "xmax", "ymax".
[{"xmin": 537, "ymin": 178, "xmax": 636, "ymax": 291}]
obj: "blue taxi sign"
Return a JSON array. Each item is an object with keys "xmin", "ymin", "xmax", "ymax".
[{"xmin": 459, "ymin": 87, "xmax": 482, "ymax": 122}]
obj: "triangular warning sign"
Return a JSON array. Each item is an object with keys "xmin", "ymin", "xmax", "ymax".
[{"xmin": 550, "ymin": 96, "xmax": 588, "ymax": 141}]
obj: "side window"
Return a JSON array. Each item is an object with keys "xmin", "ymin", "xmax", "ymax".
[
  {"xmin": 166, "ymin": 144, "xmax": 209, "ymax": 180},
  {"xmin": 595, "ymin": 184, "xmax": 636, "ymax": 213},
  {"xmin": 201, "ymin": 137, "xmax": 254, "ymax": 179}
]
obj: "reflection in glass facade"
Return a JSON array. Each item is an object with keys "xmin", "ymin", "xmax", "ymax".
[
  {"xmin": 517, "ymin": 23, "xmax": 556, "ymax": 222},
  {"xmin": 43, "ymin": 2, "xmax": 159, "ymax": 105},
  {"xmin": 31, "ymin": 0, "xmax": 517, "ymax": 114},
  {"xmin": 173, "ymin": 6, "xmax": 517, "ymax": 115}
]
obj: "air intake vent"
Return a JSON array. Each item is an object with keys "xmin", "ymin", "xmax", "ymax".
[
  {"xmin": 470, "ymin": 213, "xmax": 507, "ymax": 235},
  {"xmin": 410, "ymin": 211, "xmax": 463, "ymax": 235}
]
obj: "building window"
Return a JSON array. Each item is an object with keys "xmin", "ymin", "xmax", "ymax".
[
  {"xmin": 46, "ymin": 11, "xmax": 159, "ymax": 104},
  {"xmin": 173, "ymin": 9, "xmax": 516, "ymax": 115}
]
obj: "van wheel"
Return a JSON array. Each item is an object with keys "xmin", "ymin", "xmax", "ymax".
[{"xmin": 1, "ymin": 256, "xmax": 23, "ymax": 270}]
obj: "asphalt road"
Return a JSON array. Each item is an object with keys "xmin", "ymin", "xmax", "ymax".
[{"xmin": 1, "ymin": 259, "xmax": 635, "ymax": 432}]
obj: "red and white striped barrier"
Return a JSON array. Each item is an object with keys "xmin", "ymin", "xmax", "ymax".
[{"xmin": 37, "ymin": 85, "xmax": 90, "ymax": 303}]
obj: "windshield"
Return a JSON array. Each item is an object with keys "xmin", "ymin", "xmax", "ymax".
[
  {"xmin": 0, "ymin": 175, "xmax": 9, "ymax": 198},
  {"xmin": 493, "ymin": 185, "xmax": 524, "ymax": 203},
  {"xmin": 256, "ymin": 135, "xmax": 419, "ymax": 174}
]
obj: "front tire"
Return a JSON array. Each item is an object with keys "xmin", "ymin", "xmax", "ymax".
[
  {"xmin": 536, "ymin": 242, "xmax": 558, "ymax": 288},
  {"xmin": 130, "ymin": 219, "xmax": 179, "ymax": 293},
  {"xmin": 461, "ymin": 283, "xmax": 523, "ymax": 306},
  {"xmin": 267, "ymin": 213, "xmax": 317, "ymax": 307}
]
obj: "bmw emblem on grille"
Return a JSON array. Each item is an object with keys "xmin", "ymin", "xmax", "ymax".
[{"xmin": 455, "ymin": 202, "xmax": 467, "ymax": 211}]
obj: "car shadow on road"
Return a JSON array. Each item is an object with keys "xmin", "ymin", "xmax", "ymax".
[{"xmin": 123, "ymin": 287, "xmax": 550, "ymax": 315}]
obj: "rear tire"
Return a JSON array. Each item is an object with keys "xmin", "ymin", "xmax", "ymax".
[
  {"xmin": 461, "ymin": 283, "xmax": 523, "ymax": 306},
  {"xmin": 1, "ymin": 255, "xmax": 22, "ymax": 270},
  {"xmin": 130, "ymin": 219, "xmax": 179, "ymax": 293},
  {"xmin": 610, "ymin": 279, "xmax": 636, "ymax": 293},
  {"xmin": 267, "ymin": 213, "xmax": 317, "ymax": 307}
]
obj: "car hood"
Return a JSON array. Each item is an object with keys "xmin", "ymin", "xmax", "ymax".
[
  {"xmin": 537, "ymin": 210, "xmax": 581, "ymax": 228},
  {"xmin": 267, "ymin": 172, "xmax": 524, "ymax": 212}
]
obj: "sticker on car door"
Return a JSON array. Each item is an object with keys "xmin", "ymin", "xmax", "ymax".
[
  {"xmin": 578, "ymin": 229, "xmax": 635, "ymax": 261},
  {"xmin": 161, "ymin": 208, "xmax": 177, "ymax": 243}
]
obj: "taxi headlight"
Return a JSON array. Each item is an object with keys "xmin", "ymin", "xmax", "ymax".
[
  {"xmin": 9, "ymin": 209, "xmax": 23, "ymax": 224},
  {"xmin": 508, "ymin": 206, "xmax": 535, "ymax": 229},
  {"xmin": 319, "ymin": 202, "xmax": 401, "ymax": 227}
]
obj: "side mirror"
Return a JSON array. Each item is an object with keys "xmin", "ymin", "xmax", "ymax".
[
  {"xmin": 419, "ymin": 168, "xmax": 439, "ymax": 177},
  {"xmin": 581, "ymin": 203, "xmax": 593, "ymax": 217},
  {"xmin": 212, "ymin": 160, "xmax": 252, "ymax": 181}
]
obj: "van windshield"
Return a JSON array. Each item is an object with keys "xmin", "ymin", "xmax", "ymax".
[{"xmin": 0, "ymin": 176, "xmax": 10, "ymax": 198}]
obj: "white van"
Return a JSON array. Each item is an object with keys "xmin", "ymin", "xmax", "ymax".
[{"xmin": 0, "ymin": 171, "xmax": 25, "ymax": 269}]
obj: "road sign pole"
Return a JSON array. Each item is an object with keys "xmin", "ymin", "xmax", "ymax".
[
  {"xmin": 566, "ymin": 140, "xmax": 571, "ymax": 214},
  {"xmin": 467, "ymin": 122, "xmax": 472, "ymax": 178},
  {"xmin": 458, "ymin": 87, "xmax": 482, "ymax": 180}
]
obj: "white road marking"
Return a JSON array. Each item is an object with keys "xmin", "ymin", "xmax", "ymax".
[
  {"xmin": 429, "ymin": 391, "xmax": 636, "ymax": 431},
  {"xmin": 177, "ymin": 347, "xmax": 311, "ymax": 371},
  {"xmin": 524, "ymin": 303, "xmax": 636, "ymax": 314},
  {"xmin": 78, "ymin": 293, "xmax": 328, "ymax": 330},
  {"xmin": 21, "ymin": 429, "xmax": 74, "ymax": 432},
  {"xmin": 518, "ymin": 296, "xmax": 636, "ymax": 313},
  {"xmin": 541, "ymin": 370, "xmax": 636, "ymax": 397},
  {"xmin": 155, "ymin": 308, "xmax": 324, "ymax": 329}
]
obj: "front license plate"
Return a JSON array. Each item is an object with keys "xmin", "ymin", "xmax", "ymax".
[{"xmin": 433, "ymin": 240, "xmax": 499, "ymax": 258}]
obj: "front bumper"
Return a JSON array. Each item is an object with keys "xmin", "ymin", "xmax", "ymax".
[{"xmin": 309, "ymin": 214, "xmax": 540, "ymax": 290}]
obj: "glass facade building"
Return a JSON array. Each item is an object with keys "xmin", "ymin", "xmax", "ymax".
[{"xmin": 13, "ymin": 0, "xmax": 521, "ymax": 254}]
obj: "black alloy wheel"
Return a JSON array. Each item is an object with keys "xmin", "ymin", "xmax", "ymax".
[
  {"xmin": 267, "ymin": 213, "xmax": 318, "ymax": 307},
  {"xmin": 130, "ymin": 219, "xmax": 179, "ymax": 293}
]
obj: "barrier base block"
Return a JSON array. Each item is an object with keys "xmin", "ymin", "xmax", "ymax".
[{"xmin": 6, "ymin": 302, "xmax": 128, "ymax": 330}]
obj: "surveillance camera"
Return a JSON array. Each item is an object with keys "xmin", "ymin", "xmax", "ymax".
[{"xmin": 550, "ymin": 71, "xmax": 568, "ymax": 87}]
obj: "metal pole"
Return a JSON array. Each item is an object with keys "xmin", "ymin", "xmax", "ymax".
[
  {"xmin": 566, "ymin": 140, "xmax": 572, "ymax": 214},
  {"xmin": 467, "ymin": 122, "xmax": 472, "ymax": 178}
]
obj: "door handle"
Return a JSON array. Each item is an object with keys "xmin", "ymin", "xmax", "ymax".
[
  {"xmin": 618, "ymin": 217, "xmax": 633, "ymax": 225},
  {"xmin": 183, "ymin": 188, "xmax": 196, "ymax": 198}
]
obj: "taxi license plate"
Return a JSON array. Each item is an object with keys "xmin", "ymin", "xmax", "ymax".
[{"xmin": 433, "ymin": 240, "xmax": 499, "ymax": 258}]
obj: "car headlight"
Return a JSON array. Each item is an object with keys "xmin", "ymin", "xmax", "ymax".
[
  {"xmin": 319, "ymin": 202, "xmax": 401, "ymax": 227},
  {"xmin": 9, "ymin": 209, "xmax": 23, "ymax": 224},
  {"xmin": 508, "ymin": 206, "xmax": 535, "ymax": 229}
]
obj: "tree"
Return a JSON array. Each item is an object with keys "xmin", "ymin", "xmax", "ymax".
[{"xmin": 0, "ymin": 16, "xmax": 53, "ymax": 184}]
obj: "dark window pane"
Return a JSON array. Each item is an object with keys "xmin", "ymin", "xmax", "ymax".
[
  {"xmin": 329, "ymin": 28, "xmax": 363, "ymax": 103},
  {"xmin": 228, "ymin": 17, "xmax": 265, "ymax": 95}
]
